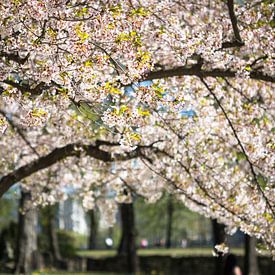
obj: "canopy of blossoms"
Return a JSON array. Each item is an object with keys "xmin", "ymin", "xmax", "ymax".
[{"xmin": 0, "ymin": 0, "xmax": 274, "ymax": 256}]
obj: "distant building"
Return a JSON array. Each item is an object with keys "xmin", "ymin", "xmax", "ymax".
[{"xmin": 58, "ymin": 198, "xmax": 88, "ymax": 235}]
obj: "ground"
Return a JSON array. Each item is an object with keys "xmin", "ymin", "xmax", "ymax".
[{"xmin": 77, "ymin": 247, "xmax": 243, "ymax": 258}]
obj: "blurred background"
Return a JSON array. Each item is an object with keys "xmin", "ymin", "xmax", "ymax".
[{"xmin": 0, "ymin": 189, "xmax": 273, "ymax": 275}]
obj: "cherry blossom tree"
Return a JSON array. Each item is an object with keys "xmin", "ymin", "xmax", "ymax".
[{"xmin": 0, "ymin": 0, "xmax": 274, "ymax": 256}]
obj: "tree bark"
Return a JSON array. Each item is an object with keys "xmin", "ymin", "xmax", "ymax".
[
  {"xmin": 118, "ymin": 202, "xmax": 139, "ymax": 273},
  {"xmin": 88, "ymin": 209, "xmax": 97, "ymax": 250},
  {"xmin": 212, "ymin": 219, "xmax": 226, "ymax": 275},
  {"xmin": 165, "ymin": 195, "xmax": 173, "ymax": 248},
  {"xmin": 0, "ymin": 142, "xmax": 152, "ymax": 198},
  {"xmin": 244, "ymin": 235, "xmax": 260, "ymax": 275},
  {"xmin": 0, "ymin": 227, "xmax": 10, "ymax": 263},
  {"xmin": 47, "ymin": 205, "xmax": 62, "ymax": 264},
  {"xmin": 145, "ymin": 65, "xmax": 274, "ymax": 83},
  {"xmin": 15, "ymin": 190, "xmax": 38, "ymax": 275}
]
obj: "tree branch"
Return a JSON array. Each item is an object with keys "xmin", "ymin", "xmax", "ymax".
[
  {"xmin": 223, "ymin": 0, "xmax": 244, "ymax": 48},
  {"xmin": 200, "ymin": 78, "xmax": 274, "ymax": 215},
  {"xmin": 0, "ymin": 109, "xmax": 40, "ymax": 157},
  {"xmin": 144, "ymin": 65, "xmax": 274, "ymax": 83},
  {"xmin": 0, "ymin": 51, "xmax": 30, "ymax": 65},
  {"xmin": 140, "ymin": 158, "xmax": 207, "ymax": 208},
  {"xmin": 0, "ymin": 142, "xmax": 150, "ymax": 198},
  {"xmin": 2, "ymin": 80, "xmax": 48, "ymax": 96},
  {"xmin": 2, "ymin": 65, "xmax": 273, "ymax": 99},
  {"xmin": 146, "ymin": 147, "xmax": 268, "ymax": 232}
]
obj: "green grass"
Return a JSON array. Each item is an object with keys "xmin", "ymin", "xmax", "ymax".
[
  {"xmin": 77, "ymin": 249, "xmax": 117, "ymax": 258},
  {"xmin": 0, "ymin": 248, "xmax": 245, "ymax": 274},
  {"xmin": 77, "ymin": 247, "xmax": 243, "ymax": 258}
]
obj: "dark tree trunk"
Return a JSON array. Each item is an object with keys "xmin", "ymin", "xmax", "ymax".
[
  {"xmin": 165, "ymin": 195, "xmax": 173, "ymax": 248},
  {"xmin": 118, "ymin": 202, "xmax": 139, "ymax": 274},
  {"xmin": 212, "ymin": 219, "xmax": 226, "ymax": 275},
  {"xmin": 244, "ymin": 235, "xmax": 260, "ymax": 275},
  {"xmin": 88, "ymin": 209, "xmax": 97, "ymax": 250},
  {"xmin": 0, "ymin": 227, "xmax": 10, "ymax": 264},
  {"xmin": 40, "ymin": 204, "xmax": 65, "ymax": 269},
  {"xmin": 47, "ymin": 205, "xmax": 62, "ymax": 264},
  {"xmin": 15, "ymin": 190, "xmax": 38, "ymax": 275}
]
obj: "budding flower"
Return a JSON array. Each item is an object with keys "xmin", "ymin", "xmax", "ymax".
[{"xmin": 214, "ymin": 243, "xmax": 229, "ymax": 256}]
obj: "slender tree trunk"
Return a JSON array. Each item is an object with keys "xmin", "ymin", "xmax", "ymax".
[
  {"xmin": 40, "ymin": 204, "xmax": 64, "ymax": 268},
  {"xmin": 88, "ymin": 209, "xmax": 97, "ymax": 250},
  {"xmin": 15, "ymin": 190, "xmax": 38, "ymax": 275},
  {"xmin": 244, "ymin": 235, "xmax": 260, "ymax": 275},
  {"xmin": 118, "ymin": 202, "xmax": 139, "ymax": 274},
  {"xmin": 48, "ymin": 205, "xmax": 62, "ymax": 264},
  {"xmin": 212, "ymin": 219, "xmax": 226, "ymax": 275},
  {"xmin": 165, "ymin": 195, "xmax": 173, "ymax": 248}
]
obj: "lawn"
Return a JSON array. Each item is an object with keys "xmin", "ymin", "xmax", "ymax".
[
  {"xmin": 77, "ymin": 247, "xmax": 243, "ymax": 258},
  {"xmin": 0, "ymin": 248, "xmax": 244, "ymax": 275}
]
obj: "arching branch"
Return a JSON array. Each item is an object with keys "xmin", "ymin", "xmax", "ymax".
[
  {"xmin": 144, "ymin": 66, "xmax": 274, "ymax": 83},
  {"xmin": 0, "ymin": 142, "xmax": 155, "ymax": 198}
]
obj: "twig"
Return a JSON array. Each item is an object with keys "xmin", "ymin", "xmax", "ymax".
[
  {"xmin": 0, "ymin": 109, "xmax": 40, "ymax": 157},
  {"xmin": 225, "ymin": 0, "xmax": 244, "ymax": 45},
  {"xmin": 200, "ymin": 77, "xmax": 274, "ymax": 215}
]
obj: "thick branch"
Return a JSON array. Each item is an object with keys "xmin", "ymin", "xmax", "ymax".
[
  {"xmin": 0, "ymin": 51, "xmax": 30, "ymax": 65},
  {"xmin": 144, "ymin": 66, "xmax": 274, "ymax": 83},
  {"xmin": 221, "ymin": 0, "xmax": 243, "ymax": 49},
  {"xmin": 2, "ymin": 80, "xmax": 48, "ymax": 96},
  {"xmin": 221, "ymin": 40, "xmax": 244, "ymax": 49},
  {"xmin": 0, "ymin": 142, "xmax": 146, "ymax": 198},
  {"xmin": 2, "ymin": 66, "xmax": 273, "ymax": 99},
  {"xmin": 224, "ymin": 0, "xmax": 244, "ymax": 47}
]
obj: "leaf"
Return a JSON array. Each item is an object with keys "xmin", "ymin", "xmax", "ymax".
[
  {"xmin": 77, "ymin": 102, "xmax": 100, "ymax": 121},
  {"xmin": 76, "ymin": 7, "xmax": 88, "ymax": 17},
  {"xmin": 138, "ymin": 107, "xmax": 150, "ymax": 116},
  {"xmin": 75, "ymin": 25, "xmax": 89, "ymax": 42},
  {"xmin": 263, "ymin": 213, "xmax": 273, "ymax": 223},
  {"xmin": 84, "ymin": 60, "xmax": 93, "ymax": 67},
  {"xmin": 236, "ymin": 152, "xmax": 246, "ymax": 161},
  {"xmin": 105, "ymin": 82, "xmax": 122, "ymax": 94},
  {"xmin": 263, "ymin": 114, "xmax": 269, "ymax": 125},
  {"xmin": 130, "ymin": 7, "xmax": 149, "ymax": 17},
  {"xmin": 257, "ymin": 174, "xmax": 267, "ymax": 190},
  {"xmin": 130, "ymin": 132, "xmax": 141, "ymax": 141},
  {"xmin": 119, "ymin": 105, "xmax": 128, "ymax": 115},
  {"xmin": 252, "ymin": 117, "xmax": 260, "ymax": 126},
  {"xmin": 31, "ymin": 108, "xmax": 47, "ymax": 117}
]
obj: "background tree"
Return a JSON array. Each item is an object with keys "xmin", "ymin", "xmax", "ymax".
[
  {"xmin": 212, "ymin": 219, "xmax": 226, "ymax": 275},
  {"xmin": 118, "ymin": 193, "xmax": 139, "ymax": 273},
  {"xmin": 244, "ymin": 235, "xmax": 260, "ymax": 275},
  {"xmin": 0, "ymin": 193, "xmax": 18, "ymax": 264},
  {"xmin": 88, "ymin": 209, "xmax": 98, "ymax": 250},
  {"xmin": 39, "ymin": 204, "xmax": 63, "ymax": 267},
  {"xmin": 165, "ymin": 194, "xmax": 174, "ymax": 249},
  {"xmin": 15, "ymin": 190, "xmax": 39, "ymax": 274}
]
